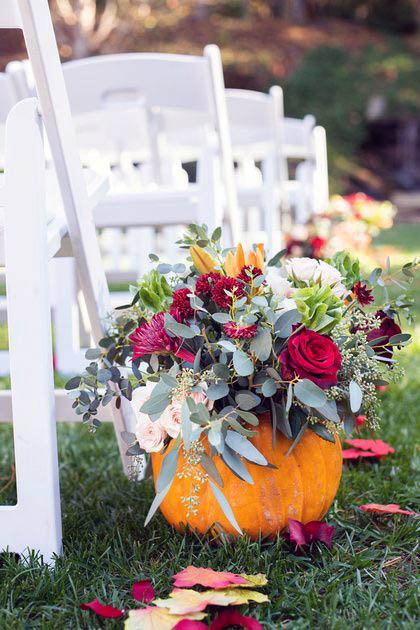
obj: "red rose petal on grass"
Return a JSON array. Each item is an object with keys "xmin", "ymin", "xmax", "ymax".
[
  {"xmin": 211, "ymin": 609, "xmax": 263, "ymax": 630},
  {"xmin": 359, "ymin": 503, "xmax": 418, "ymax": 516},
  {"xmin": 304, "ymin": 521, "xmax": 335, "ymax": 549},
  {"xmin": 345, "ymin": 439, "xmax": 395, "ymax": 458},
  {"xmin": 287, "ymin": 519, "xmax": 335, "ymax": 549},
  {"xmin": 173, "ymin": 566, "xmax": 247, "ymax": 589},
  {"xmin": 174, "ymin": 621, "xmax": 209, "ymax": 630},
  {"xmin": 342, "ymin": 448, "xmax": 376, "ymax": 460},
  {"xmin": 80, "ymin": 599, "xmax": 124, "ymax": 619},
  {"xmin": 132, "ymin": 579, "xmax": 155, "ymax": 603}
]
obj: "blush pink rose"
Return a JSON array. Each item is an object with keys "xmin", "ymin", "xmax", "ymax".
[
  {"xmin": 136, "ymin": 417, "xmax": 167, "ymax": 453},
  {"xmin": 161, "ymin": 391, "xmax": 212, "ymax": 439}
]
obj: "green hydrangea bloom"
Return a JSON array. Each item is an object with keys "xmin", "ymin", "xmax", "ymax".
[
  {"xmin": 137, "ymin": 269, "xmax": 173, "ymax": 313},
  {"xmin": 326, "ymin": 251, "xmax": 361, "ymax": 289},
  {"xmin": 294, "ymin": 284, "xmax": 343, "ymax": 334}
]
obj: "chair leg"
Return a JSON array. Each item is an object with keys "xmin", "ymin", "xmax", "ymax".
[{"xmin": 0, "ymin": 99, "xmax": 62, "ymax": 563}]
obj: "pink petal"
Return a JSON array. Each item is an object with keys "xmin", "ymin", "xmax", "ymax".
[
  {"xmin": 80, "ymin": 599, "xmax": 124, "ymax": 619},
  {"xmin": 132, "ymin": 579, "xmax": 156, "ymax": 603},
  {"xmin": 345, "ymin": 439, "xmax": 394, "ymax": 457},
  {"xmin": 173, "ymin": 566, "xmax": 247, "ymax": 589},
  {"xmin": 342, "ymin": 448, "xmax": 377, "ymax": 459},
  {"xmin": 174, "ymin": 621, "xmax": 209, "ymax": 630},
  {"xmin": 359, "ymin": 503, "xmax": 418, "ymax": 515},
  {"xmin": 211, "ymin": 609, "xmax": 263, "ymax": 629},
  {"xmin": 304, "ymin": 521, "xmax": 335, "ymax": 548},
  {"xmin": 175, "ymin": 347, "xmax": 196, "ymax": 363},
  {"xmin": 287, "ymin": 519, "xmax": 309, "ymax": 546}
]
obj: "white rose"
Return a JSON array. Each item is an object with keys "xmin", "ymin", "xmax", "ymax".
[
  {"xmin": 317, "ymin": 260, "xmax": 347, "ymax": 297},
  {"xmin": 285, "ymin": 257, "xmax": 320, "ymax": 284},
  {"xmin": 266, "ymin": 270, "xmax": 294, "ymax": 298},
  {"xmin": 136, "ymin": 417, "xmax": 167, "ymax": 453}
]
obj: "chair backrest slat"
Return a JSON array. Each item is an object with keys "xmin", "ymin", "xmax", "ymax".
[{"xmin": 0, "ymin": 1, "xmax": 22, "ymax": 28}]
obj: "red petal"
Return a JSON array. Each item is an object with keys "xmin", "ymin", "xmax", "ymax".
[
  {"xmin": 174, "ymin": 621, "xmax": 209, "ymax": 630},
  {"xmin": 211, "ymin": 609, "xmax": 263, "ymax": 629},
  {"xmin": 287, "ymin": 519, "xmax": 309, "ymax": 546},
  {"xmin": 304, "ymin": 521, "xmax": 335, "ymax": 548},
  {"xmin": 345, "ymin": 439, "xmax": 394, "ymax": 457},
  {"xmin": 342, "ymin": 448, "xmax": 377, "ymax": 459},
  {"xmin": 132, "ymin": 579, "xmax": 155, "ymax": 603},
  {"xmin": 355, "ymin": 415, "xmax": 367, "ymax": 428},
  {"xmin": 80, "ymin": 599, "xmax": 124, "ymax": 619},
  {"xmin": 359, "ymin": 503, "xmax": 418, "ymax": 515}
]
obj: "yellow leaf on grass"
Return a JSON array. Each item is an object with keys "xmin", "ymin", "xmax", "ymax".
[
  {"xmin": 154, "ymin": 588, "xmax": 269, "ymax": 615},
  {"xmin": 125, "ymin": 606, "xmax": 206, "ymax": 630},
  {"xmin": 239, "ymin": 573, "xmax": 268, "ymax": 588}
]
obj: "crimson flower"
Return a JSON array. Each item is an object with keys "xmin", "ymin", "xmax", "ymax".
[
  {"xmin": 309, "ymin": 236, "xmax": 327, "ymax": 258},
  {"xmin": 171, "ymin": 288, "xmax": 194, "ymax": 320},
  {"xmin": 237, "ymin": 265, "xmax": 263, "ymax": 284},
  {"xmin": 366, "ymin": 310, "xmax": 401, "ymax": 359},
  {"xmin": 280, "ymin": 328, "xmax": 342, "ymax": 388},
  {"xmin": 129, "ymin": 310, "xmax": 195, "ymax": 363},
  {"xmin": 353, "ymin": 281, "xmax": 374, "ymax": 306},
  {"xmin": 195, "ymin": 272, "xmax": 221, "ymax": 297},
  {"xmin": 224, "ymin": 321, "xmax": 258, "ymax": 339},
  {"xmin": 211, "ymin": 276, "xmax": 245, "ymax": 309}
]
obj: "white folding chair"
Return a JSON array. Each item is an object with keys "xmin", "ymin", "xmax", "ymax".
[{"xmin": 0, "ymin": 0, "xmax": 136, "ymax": 563}]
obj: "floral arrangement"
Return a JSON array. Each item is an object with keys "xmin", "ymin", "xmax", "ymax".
[
  {"xmin": 286, "ymin": 192, "xmax": 397, "ymax": 259},
  {"xmin": 66, "ymin": 224, "xmax": 417, "ymax": 532}
]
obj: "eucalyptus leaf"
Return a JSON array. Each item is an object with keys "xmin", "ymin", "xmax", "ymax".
[
  {"xmin": 165, "ymin": 315, "xmax": 196, "ymax": 339},
  {"xmin": 262, "ymin": 378, "xmax": 277, "ymax": 397},
  {"xmin": 212, "ymin": 312, "xmax": 231, "ymax": 324},
  {"xmin": 225, "ymin": 430, "xmax": 268, "ymax": 466},
  {"xmin": 275, "ymin": 309, "xmax": 301, "ymax": 338},
  {"xmin": 309, "ymin": 423, "xmax": 336, "ymax": 443},
  {"xmin": 155, "ymin": 448, "xmax": 179, "ymax": 494},
  {"xmin": 221, "ymin": 446, "xmax": 254, "ymax": 484},
  {"xmin": 209, "ymin": 480, "xmax": 243, "ymax": 535},
  {"xmin": 144, "ymin": 483, "xmax": 172, "ymax": 526},
  {"xmin": 181, "ymin": 400, "xmax": 193, "ymax": 451},
  {"xmin": 85, "ymin": 348, "xmax": 102, "ymax": 360},
  {"xmin": 316, "ymin": 399, "xmax": 340, "ymax": 423},
  {"xmin": 250, "ymin": 328, "xmax": 272, "ymax": 361},
  {"xmin": 140, "ymin": 393, "xmax": 170, "ymax": 417},
  {"xmin": 236, "ymin": 409, "xmax": 259, "ymax": 426},
  {"xmin": 349, "ymin": 380, "xmax": 363, "ymax": 413},
  {"xmin": 213, "ymin": 363, "xmax": 230, "ymax": 380},
  {"xmin": 233, "ymin": 349, "xmax": 254, "ymax": 377},
  {"xmin": 200, "ymin": 453, "xmax": 224, "ymax": 487},
  {"xmin": 235, "ymin": 391, "xmax": 261, "ymax": 410},
  {"xmin": 294, "ymin": 379, "xmax": 327, "ymax": 408},
  {"xmin": 207, "ymin": 382, "xmax": 229, "ymax": 401},
  {"xmin": 218, "ymin": 340, "xmax": 236, "ymax": 352}
]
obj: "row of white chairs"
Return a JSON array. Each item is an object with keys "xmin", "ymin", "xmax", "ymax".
[{"xmin": 0, "ymin": 51, "xmax": 328, "ymax": 374}]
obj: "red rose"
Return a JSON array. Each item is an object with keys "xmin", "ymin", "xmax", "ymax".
[
  {"xmin": 367, "ymin": 310, "xmax": 401, "ymax": 359},
  {"xmin": 280, "ymin": 328, "xmax": 342, "ymax": 388}
]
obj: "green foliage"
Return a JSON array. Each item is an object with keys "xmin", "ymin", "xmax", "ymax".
[
  {"xmin": 328, "ymin": 251, "xmax": 361, "ymax": 289},
  {"xmin": 284, "ymin": 41, "xmax": 420, "ymax": 188},
  {"xmin": 137, "ymin": 269, "xmax": 173, "ymax": 314},
  {"xmin": 294, "ymin": 284, "xmax": 343, "ymax": 333}
]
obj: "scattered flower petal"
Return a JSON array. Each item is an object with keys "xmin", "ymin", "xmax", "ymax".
[
  {"xmin": 154, "ymin": 589, "xmax": 268, "ymax": 615},
  {"xmin": 237, "ymin": 574, "xmax": 268, "ymax": 588},
  {"xmin": 359, "ymin": 503, "xmax": 418, "ymax": 515},
  {"xmin": 172, "ymin": 566, "xmax": 248, "ymax": 589},
  {"xmin": 211, "ymin": 609, "xmax": 264, "ymax": 629},
  {"xmin": 343, "ymin": 439, "xmax": 395, "ymax": 459},
  {"xmin": 80, "ymin": 598, "xmax": 124, "ymax": 619},
  {"xmin": 132, "ymin": 580, "xmax": 156, "ymax": 604},
  {"xmin": 287, "ymin": 519, "xmax": 335, "ymax": 549},
  {"xmin": 125, "ymin": 606, "xmax": 206, "ymax": 630}
]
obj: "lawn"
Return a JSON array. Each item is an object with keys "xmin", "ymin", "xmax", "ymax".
[{"xmin": 0, "ymin": 224, "xmax": 419, "ymax": 628}]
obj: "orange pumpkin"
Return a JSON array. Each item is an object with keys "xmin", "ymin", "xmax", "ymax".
[{"xmin": 151, "ymin": 413, "xmax": 342, "ymax": 539}]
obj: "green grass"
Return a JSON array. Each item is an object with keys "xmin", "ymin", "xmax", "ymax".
[{"xmin": 0, "ymin": 224, "xmax": 419, "ymax": 628}]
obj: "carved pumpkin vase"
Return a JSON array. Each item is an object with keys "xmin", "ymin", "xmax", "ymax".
[{"xmin": 151, "ymin": 412, "xmax": 342, "ymax": 539}]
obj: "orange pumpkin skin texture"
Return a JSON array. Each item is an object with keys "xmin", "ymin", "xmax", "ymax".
[{"xmin": 151, "ymin": 413, "xmax": 342, "ymax": 539}]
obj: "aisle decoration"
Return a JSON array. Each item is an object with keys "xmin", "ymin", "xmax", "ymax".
[
  {"xmin": 286, "ymin": 192, "xmax": 397, "ymax": 258},
  {"xmin": 66, "ymin": 224, "xmax": 417, "ymax": 537}
]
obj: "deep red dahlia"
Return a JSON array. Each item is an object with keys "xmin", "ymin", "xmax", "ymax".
[
  {"xmin": 353, "ymin": 281, "xmax": 374, "ymax": 306},
  {"xmin": 224, "ymin": 321, "xmax": 258, "ymax": 339},
  {"xmin": 237, "ymin": 265, "xmax": 263, "ymax": 284},
  {"xmin": 129, "ymin": 311, "xmax": 195, "ymax": 363},
  {"xmin": 211, "ymin": 276, "xmax": 245, "ymax": 309},
  {"xmin": 171, "ymin": 287, "xmax": 194, "ymax": 320},
  {"xmin": 366, "ymin": 310, "xmax": 401, "ymax": 359},
  {"xmin": 195, "ymin": 272, "xmax": 221, "ymax": 297}
]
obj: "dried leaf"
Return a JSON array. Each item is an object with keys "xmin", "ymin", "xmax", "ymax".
[
  {"xmin": 359, "ymin": 503, "xmax": 418, "ymax": 515},
  {"xmin": 154, "ymin": 589, "xmax": 268, "ymax": 615},
  {"xmin": 172, "ymin": 566, "xmax": 247, "ymax": 589},
  {"xmin": 125, "ymin": 606, "xmax": 206, "ymax": 630},
  {"xmin": 80, "ymin": 598, "xmax": 124, "ymax": 619},
  {"xmin": 210, "ymin": 609, "xmax": 264, "ymax": 629},
  {"xmin": 132, "ymin": 580, "xmax": 156, "ymax": 603}
]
